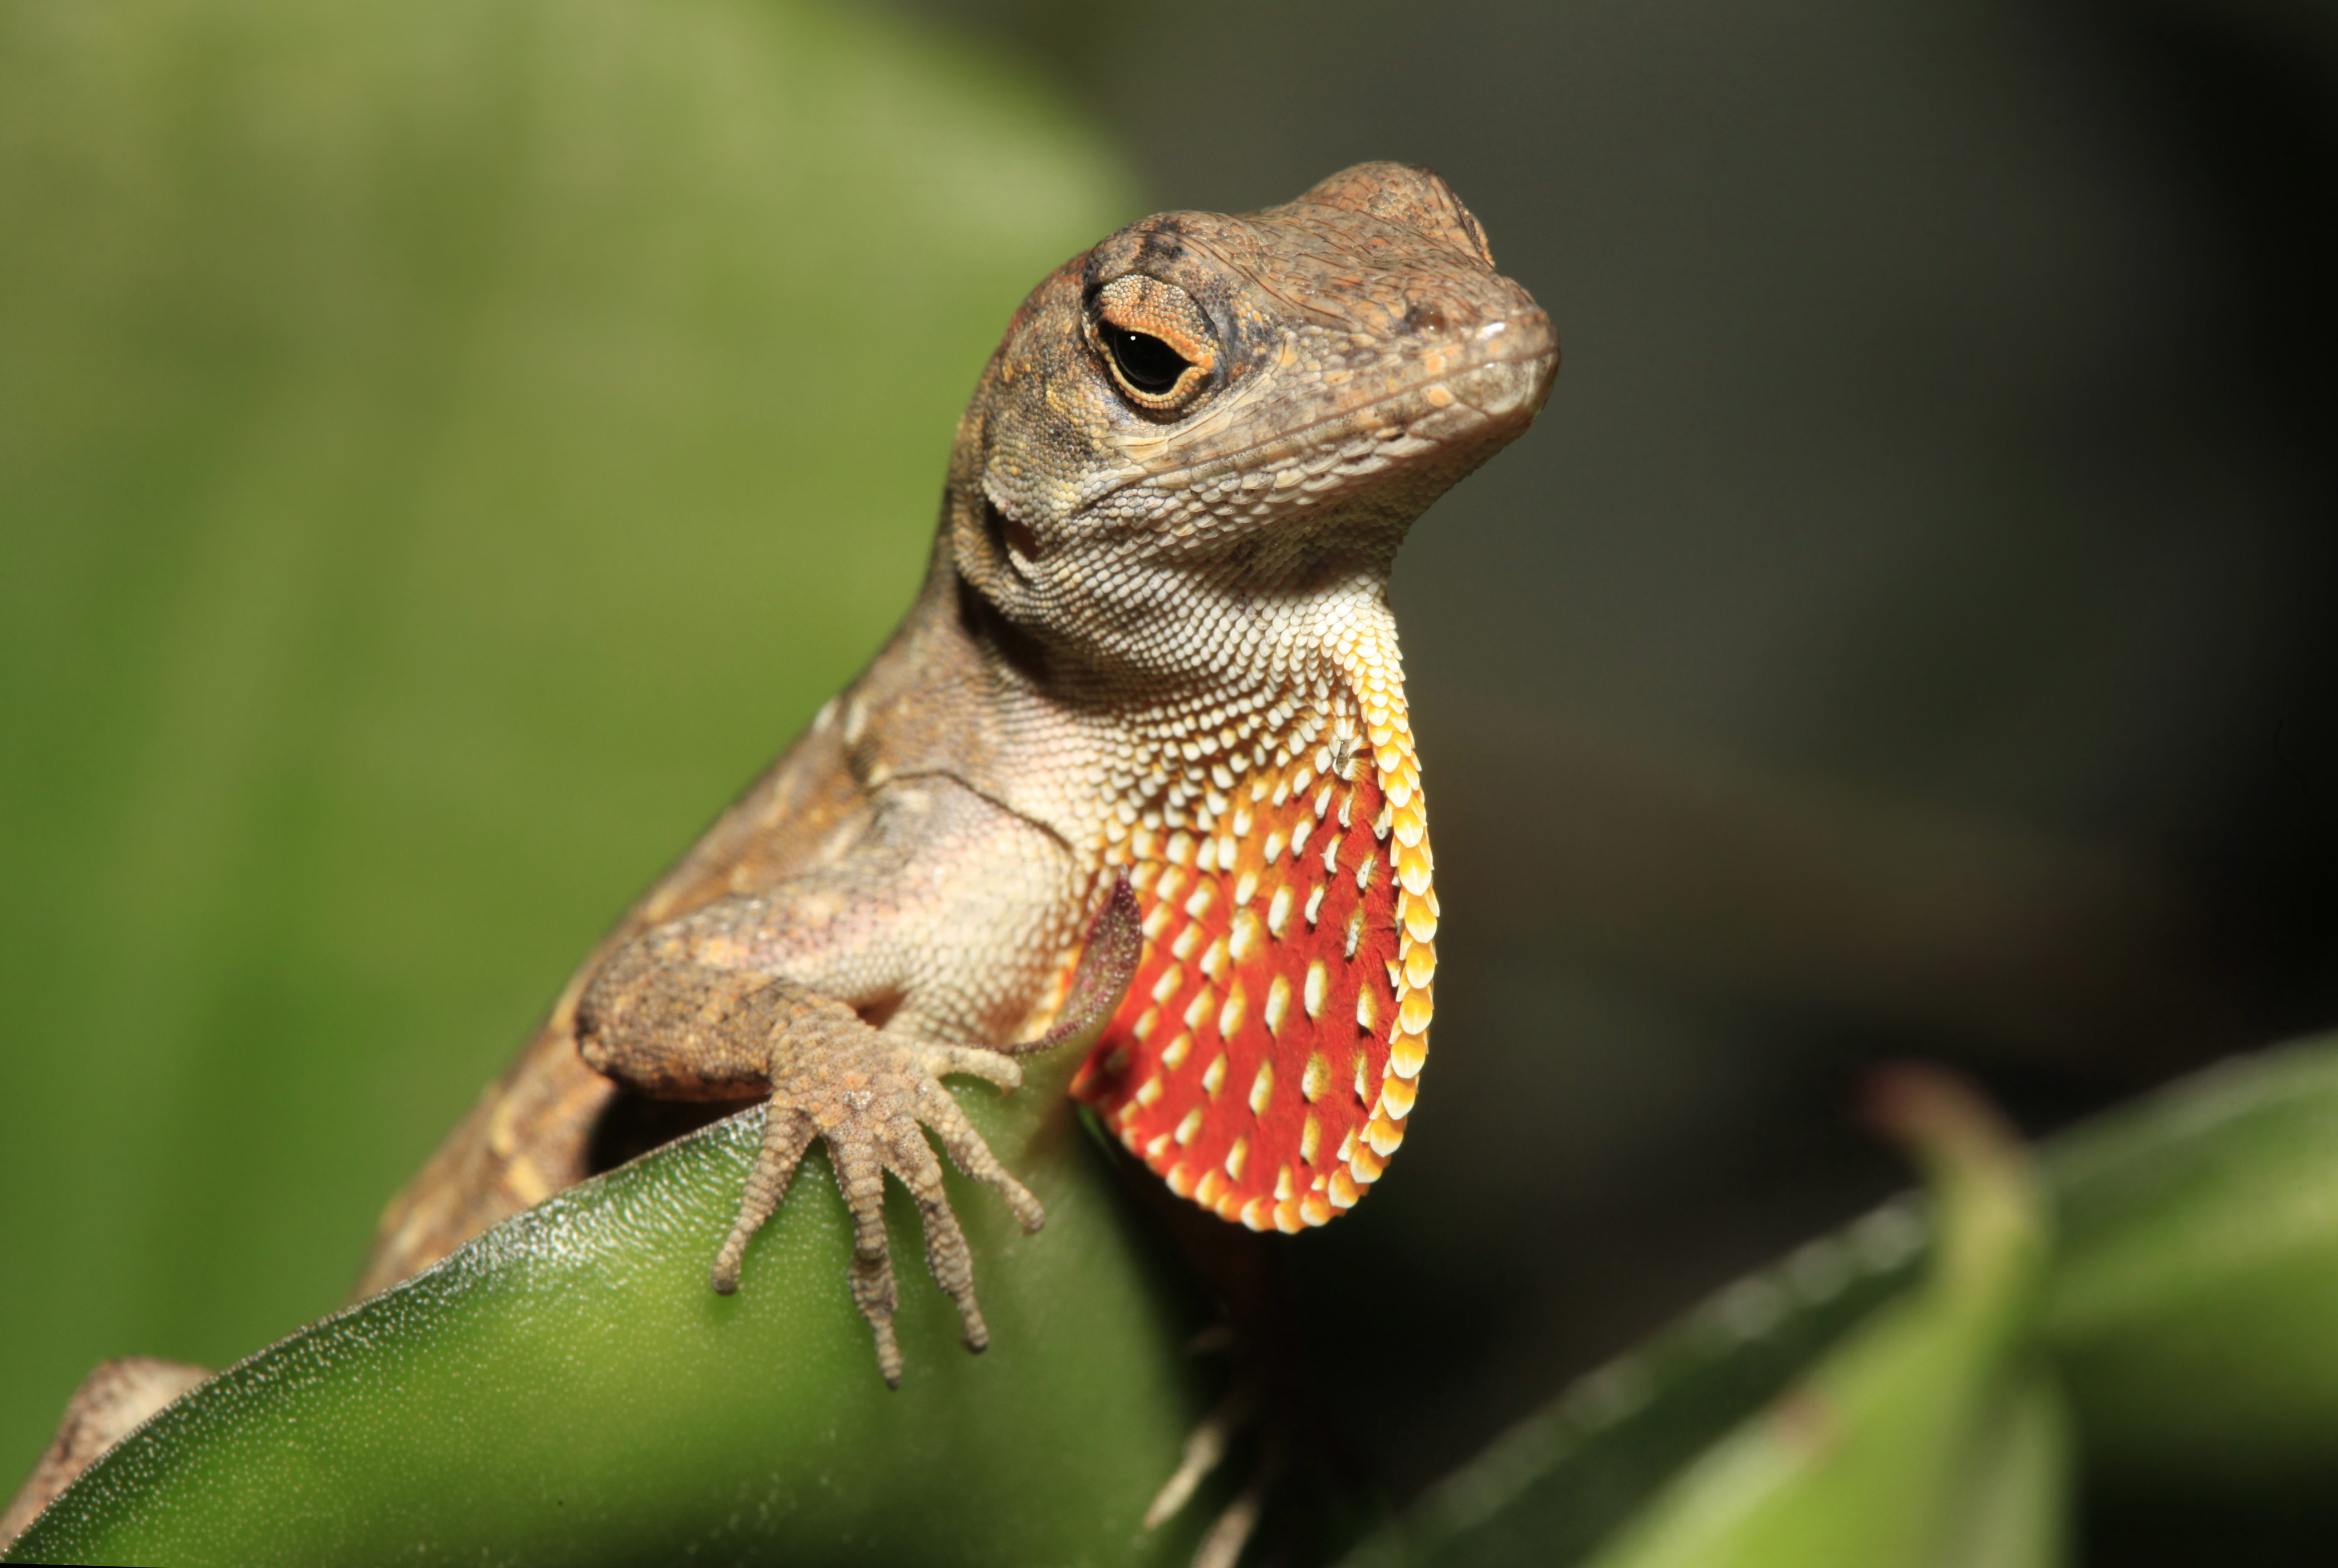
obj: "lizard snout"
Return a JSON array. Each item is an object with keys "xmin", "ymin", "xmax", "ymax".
[
  {"xmin": 1423, "ymin": 298, "xmax": 1558, "ymax": 429},
  {"xmin": 1469, "ymin": 303, "xmax": 1560, "ymax": 419}
]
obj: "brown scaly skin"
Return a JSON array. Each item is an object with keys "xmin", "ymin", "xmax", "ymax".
[
  {"xmin": 8, "ymin": 170, "xmax": 1556, "ymax": 1532},
  {"xmin": 360, "ymin": 161, "xmax": 1558, "ymax": 1382}
]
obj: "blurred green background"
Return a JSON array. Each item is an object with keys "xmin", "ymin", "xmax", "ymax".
[
  {"xmin": 5, "ymin": 0, "xmax": 2337, "ymax": 1557},
  {"xmin": 0, "ymin": 0, "xmax": 1134, "ymax": 1487}
]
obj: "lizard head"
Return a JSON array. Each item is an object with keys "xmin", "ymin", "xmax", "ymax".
[{"xmin": 946, "ymin": 161, "xmax": 1558, "ymax": 685}]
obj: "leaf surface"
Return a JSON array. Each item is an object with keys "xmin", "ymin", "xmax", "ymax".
[{"xmin": 10, "ymin": 1068, "xmax": 1223, "ymax": 1567}]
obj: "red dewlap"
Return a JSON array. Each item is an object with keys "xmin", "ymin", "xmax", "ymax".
[{"xmin": 1073, "ymin": 749, "xmax": 1417, "ymax": 1233}]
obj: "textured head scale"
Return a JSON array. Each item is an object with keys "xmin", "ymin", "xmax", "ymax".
[
  {"xmin": 951, "ymin": 165, "xmax": 1555, "ymax": 1232},
  {"xmin": 949, "ymin": 161, "xmax": 1557, "ymax": 685}
]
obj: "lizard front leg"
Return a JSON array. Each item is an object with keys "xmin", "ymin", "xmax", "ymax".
[{"xmin": 573, "ymin": 828, "xmax": 1137, "ymax": 1387}]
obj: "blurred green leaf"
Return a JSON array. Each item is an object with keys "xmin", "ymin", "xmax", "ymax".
[
  {"xmin": 1342, "ymin": 1205, "xmax": 1929, "ymax": 1568},
  {"xmin": 0, "ymin": 0, "xmax": 1135, "ymax": 1483},
  {"xmin": 6, "ymin": 1047, "xmax": 1225, "ymax": 1566},
  {"xmin": 1351, "ymin": 1072, "xmax": 2066, "ymax": 1568},
  {"xmin": 1929, "ymin": 1371, "xmax": 2068, "ymax": 1568},
  {"xmin": 1356, "ymin": 1041, "xmax": 2338, "ymax": 1566},
  {"xmin": 1572, "ymin": 1071, "xmax": 2051, "ymax": 1568},
  {"xmin": 2042, "ymin": 1042, "xmax": 2338, "ymax": 1485}
]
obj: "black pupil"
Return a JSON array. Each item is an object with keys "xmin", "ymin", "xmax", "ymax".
[{"xmin": 1105, "ymin": 327, "xmax": 1189, "ymax": 395}]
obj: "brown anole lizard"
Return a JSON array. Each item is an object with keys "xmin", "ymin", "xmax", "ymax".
[
  {"xmin": 364, "ymin": 159, "xmax": 1557, "ymax": 1381},
  {"xmin": 7, "ymin": 161, "xmax": 1553, "ymax": 1541}
]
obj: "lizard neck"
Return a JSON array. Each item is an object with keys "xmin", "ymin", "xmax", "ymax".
[
  {"xmin": 838, "ymin": 492, "xmax": 1427, "ymax": 880},
  {"xmin": 947, "ymin": 541, "xmax": 1415, "ymax": 871},
  {"xmin": 1087, "ymin": 598, "xmax": 1413, "ymax": 863}
]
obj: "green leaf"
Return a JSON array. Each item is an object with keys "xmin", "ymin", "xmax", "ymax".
[
  {"xmin": 1928, "ymin": 1371, "xmax": 2069, "ymax": 1568},
  {"xmin": 1359, "ymin": 1041, "xmax": 2338, "ymax": 1565},
  {"xmin": 2041, "ymin": 1040, "xmax": 2338, "ymax": 1485},
  {"xmin": 1340, "ymin": 1208, "xmax": 1923, "ymax": 1568},
  {"xmin": 1353, "ymin": 1070, "xmax": 2059, "ymax": 1568},
  {"xmin": 8, "ymin": 1048, "xmax": 1226, "ymax": 1566},
  {"xmin": 1569, "ymin": 1071, "xmax": 2051, "ymax": 1568}
]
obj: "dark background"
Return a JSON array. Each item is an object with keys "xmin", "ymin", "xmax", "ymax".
[{"xmin": 5, "ymin": 0, "xmax": 2335, "ymax": 1541}]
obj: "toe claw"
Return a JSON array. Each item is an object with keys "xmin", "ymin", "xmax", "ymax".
[
  {"xmin": 1004, "ymin": 1181, "xmax": 1045, "ymax": 1234},
  {"xmin": 872, "ymin": 1320, "xmax": 903, "ymax": 1390}
]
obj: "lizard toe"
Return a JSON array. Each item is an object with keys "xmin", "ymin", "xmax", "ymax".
[
  {"xmin": 833, "ymin": 1134, "xmax": 906, "ymax": 1388},
  {"xmin": 883, "ymin": 1122, "xmax": 990, "ymax": 1354},
  {"xmin": 913, "ymin": 1076, "xmax": 1047, "ymax": 1232},
  {"xmin": 712, "ymin": 1104, "xmax": 818, "ymax": 1295},
  {"xmin": 918, "ymin": 1044, "xmax": 1023, "ymax": 1092}
]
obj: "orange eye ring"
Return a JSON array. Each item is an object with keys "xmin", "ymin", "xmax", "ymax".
[{"xmin": 1090, "ymin": 274, "xmax": 1217, "ymax": 412}]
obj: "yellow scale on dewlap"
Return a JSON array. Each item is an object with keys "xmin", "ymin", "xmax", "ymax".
[{"xmin": 1073, "ymin": 625, "xmax": 1436, "ymax": 1233}]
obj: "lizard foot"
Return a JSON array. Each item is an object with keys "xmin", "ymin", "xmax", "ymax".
[
  {"xmin": 713, "ymin": 875, "xmax": 1141, "ymax": 1388},
  {"xmin": 712, "ymin": 1034, "xmax": 1045, "ymax": 1385}
]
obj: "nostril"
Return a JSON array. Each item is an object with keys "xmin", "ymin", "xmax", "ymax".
[{"xmin": 1401, "ymin": 300, "xmax": 1453, "ymax": 333}]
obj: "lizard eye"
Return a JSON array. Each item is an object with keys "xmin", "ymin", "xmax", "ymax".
[
  {"xmin": 1090, "ymin": 273, "xmax": 1217, "ymax": 414},
  {"xmin": 1103, "ymin": 327, "xmax": 1189, "ymax": 395}
]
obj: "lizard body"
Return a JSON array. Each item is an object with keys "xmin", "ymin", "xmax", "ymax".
[{"xmin": 359, "ymin": 161, "xmax": 1557, "ymax": 1382}]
